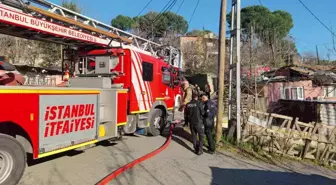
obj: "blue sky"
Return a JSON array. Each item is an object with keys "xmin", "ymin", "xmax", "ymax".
[{"xmin": 49, "ymin": 0, "xmax": 336, "ymax": 60}]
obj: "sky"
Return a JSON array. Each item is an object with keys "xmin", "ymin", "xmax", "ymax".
[{"xmin": 49, "ymin": 0, "xmax": 336, "ymax": 60}]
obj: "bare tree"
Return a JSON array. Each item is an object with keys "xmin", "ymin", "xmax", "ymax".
[
  {"xmin": 301, "ymin": 51, "xmax": 317, "ymax": 64},
  {"xmin": 182, "ymin": 36, "xmax": 218, "ymax": 75},
  {"xmin": 0, "ymin": 36, "xmax": 41, "ymax": 65}
]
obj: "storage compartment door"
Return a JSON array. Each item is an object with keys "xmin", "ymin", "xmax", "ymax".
[{"xmin": 38, "ymin": 94, "xmax": 99, "ymax": 153}]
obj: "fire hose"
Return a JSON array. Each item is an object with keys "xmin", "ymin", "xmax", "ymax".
[{"xmin": 95, "ymin": 120, "xmax": 180, "ymax": 185}]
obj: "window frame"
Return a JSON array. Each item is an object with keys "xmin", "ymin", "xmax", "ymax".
[
  {"xmin": 282, "ymin": 86, "xmax": 304, "ymax": 100},
  {"xmin": 162, "ymin": 71, "xmax": 171, "ymax": 85},
  {"xmin": 324, "ymin": 86, "xmax": 336, "ymax": 97}
]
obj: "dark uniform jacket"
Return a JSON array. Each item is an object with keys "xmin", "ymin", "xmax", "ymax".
[
  {"xmin": 184, "ymin": 99, "xmax": 205, "ymax": 125},
  {"xmin": 203, "ymin": 100, "xmax": 217, "ymax": 127}
]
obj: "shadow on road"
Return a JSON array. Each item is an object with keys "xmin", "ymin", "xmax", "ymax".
[
  {"xmin": 172, "ymin": 135, "xmax": 194, "ymax": 153},
  {"xmin": 27, "ymin": 150, "xmax": 84, "ymax": 166},
  {"xmin": 95, "ymin": 136, "xmax": 166, "ymax": 185},
  {"xmin": 27, "ymin": 142, "xmax": 118, "ymax": 167},
  {"xmin": 210, "ymin": 167, "xmax": 336, "ymax": 185},
  {"xmin": 173, "ymin": 127, "xmax": 193, "ymax": 142},
  {"xmin": 170, "ymin": 126, "xmax": 196, "ymax": 153}
]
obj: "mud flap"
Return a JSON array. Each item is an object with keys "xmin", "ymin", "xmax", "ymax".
[{"xmin": 123, "ymin": 115, "xmax": 137, "ymax": 134}]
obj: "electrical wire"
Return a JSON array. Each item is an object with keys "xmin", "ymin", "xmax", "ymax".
[
  {"xmin": 137, "ymin": 0, "xmax": 177, "ymax": 39},
  {"xmin": 145, "ymin": 0, "xmax": 177, "ymax": 39},
  {"xmin": 188, "ymin": 0, "xmax": 200, "ymax": 25},
  {"xmin": 176, "ymin": 0, "xmax": 184, "ymax": 14},
  {"xmin": 152, "ymin": 0, "xmax": 177, "ymax": 24},
  {"xmin": 136, "ymin": 0, "xmax": 154, "ymax": 17},
  {"xmin": 258, "ymin": 0, "xmax": 263, "ymax": 5},
  {"xmin": 298, "ymin": 0, "xmax": 336, "ymax": 37}
]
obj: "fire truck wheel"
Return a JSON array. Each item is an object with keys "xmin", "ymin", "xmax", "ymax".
[
  {"xmin": 147, "ymin": 109, "xmax": 165, "ymax": 136},
  {"xmin": 0, "ymin": 134, "xmax": 26, "ymax": 185}
]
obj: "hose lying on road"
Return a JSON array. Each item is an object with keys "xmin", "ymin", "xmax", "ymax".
[{"xmin": 95, "ymin": 121, "xmax": 179, "ymax": 185}]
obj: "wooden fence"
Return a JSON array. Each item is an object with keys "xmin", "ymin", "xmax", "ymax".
[{"xmin": 243, "ymin": 110, "xmax": 336, "ymax": 165}]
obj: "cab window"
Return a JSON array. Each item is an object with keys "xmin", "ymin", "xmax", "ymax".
[{"xmin": 142, "ymin": 62, "xmax": 153, "ymax": 81}]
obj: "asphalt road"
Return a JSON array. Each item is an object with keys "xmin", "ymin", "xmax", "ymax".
[{"xmin": 19, "ymin": 125, "xmax": 336, "ymax": 185}]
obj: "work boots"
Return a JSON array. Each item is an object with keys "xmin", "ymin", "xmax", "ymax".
[
  {"xmin": 197, "ymin": 150, "xmax": 203, "ymax": 155},
  {"xmin": 194, "ymin": 146, "xmax": 203, "ymax": 155}
]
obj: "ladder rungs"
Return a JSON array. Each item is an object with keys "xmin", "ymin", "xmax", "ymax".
[{"xmin": 27, "ymin": 5, "xmax": 132, "ymax": 44}]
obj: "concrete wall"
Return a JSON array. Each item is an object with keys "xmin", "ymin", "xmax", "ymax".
[{"xmin": 320, "ymin": 104, "xmax": 336, "ymax": 126}]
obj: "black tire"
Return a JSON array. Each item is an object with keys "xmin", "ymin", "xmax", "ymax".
[
  {"xmin": 0, "ymin": 134, "xmax": 26, "ymax": 185},
  {"xmin": 146, "ymin": 109, "xmax": 165, "ymax": 136}
]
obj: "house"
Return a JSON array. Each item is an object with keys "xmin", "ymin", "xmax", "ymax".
[
  {"xmin": 261, "ymin": 65, "xmax": 336, "ymax": 106},
  {"xmin": 242, "ymin": 66, "xmax": 271, "ymax": 80},
  {"xmin": 178, "ymin": 34, "xmax": 218, "ymax": 68},
  {"xmin": 174, "ymin": 33, "xmax": 231, "ymax": 70}
]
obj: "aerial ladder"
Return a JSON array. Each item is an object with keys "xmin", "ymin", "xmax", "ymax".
[
  {"xmin": 0, "ymin": 0, "xmax": 183, "ymax": 72},
  {"xmin": 0, "ymin": 1, "xmax": 185, "ymax": 185}
]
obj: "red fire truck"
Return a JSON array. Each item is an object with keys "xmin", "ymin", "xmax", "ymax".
[{"xmin": 0, "ymin": 0, "xmax": 184, "ymax": 184}]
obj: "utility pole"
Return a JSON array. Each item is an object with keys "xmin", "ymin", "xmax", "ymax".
[
  {"xmin": 249, "ymin": 25, "xmax": 254, "ymax": 107},
  {"xmin": 216, "ymin": 0, "xmax": 227, "ymax": 145},
  {"xmin": 316, "ymin": 45, "xmax": 320, "ymax": 64},
  {"xmin": 236, "ymin": 0, "xmax": 242, "ymax": 143},
  {"xmin": 228, "ymin": 0, "xmax": 241, "ymax": 143}
]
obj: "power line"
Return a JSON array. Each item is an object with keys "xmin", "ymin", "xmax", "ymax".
[
  {"xmin": 188, "ymin": 0, "xmax": 200, "ymax": 25},
  {"xmin": 298, "ymin": 0, "xmax": 336, "ymax": 37},
  {"xmin": 145, "ymin": 0, "xmax": 177, "ymax": 39},
  {"xmin": 137, "ymin": 0, "xmax": 154, "ymax": 17},
  {"xmin": 159, "ymin": 0, "xmax": 176, "ymax": 14},
  {"xmin": 176, "ymin": 0, "xmax": 184, "ymax": 14},
  {"xmin": 258, "ymin": 0, "xmax": 263, "ymax": 5},
  {"xmin": 294, "ymin": 36, "xmax": 336, "ymax": 47},
  {"xmin": 152, "ymin": 0, "xmax": 177, "ymax": 24}
]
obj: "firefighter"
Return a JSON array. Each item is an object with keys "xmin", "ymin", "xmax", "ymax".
[
  {"xmin": 179, "ymin": 80, "xmax": 193, "ymax": 112},
  {"xmin": 201, "ymin": 93, "xmax": 217, "ymax": 154},
  {"xmin": 184, "ymin": 91, "xmax": 205, "ymax": 155}
]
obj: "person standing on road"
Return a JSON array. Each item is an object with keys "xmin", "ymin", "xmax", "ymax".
[
  {"xmin": 179, "ymin": 80, "xmax": 193, "ymax": 112},
  {"xmin": 184, "ymin": 91, "xmax": 205, "ymax": 155},
  {"xmin": 201, "ymin": 93, "xmax": 217, "ymax": 154},
  {"xmin": 204, "ymin": 82, "xmax": 211, "ymax": 99}
]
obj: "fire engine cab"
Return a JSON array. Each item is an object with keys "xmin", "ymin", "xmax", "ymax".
[{"xmin": 0, "ymin": 0, "xmax": 184, "ymax": 185}]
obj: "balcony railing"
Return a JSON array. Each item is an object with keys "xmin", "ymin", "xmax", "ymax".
[{"xmin": 23, "ymin": 75, "xmax": 57, "ymax": 86}]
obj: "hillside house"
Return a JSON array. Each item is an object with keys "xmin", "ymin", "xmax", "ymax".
[{"xmin": 262, "ymin": 65, "xmax": 336, "ymax": 106}]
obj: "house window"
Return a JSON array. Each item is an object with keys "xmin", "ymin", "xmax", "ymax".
[
  {"xmin": 297, "ymin": 87, "xmax": 304, "ymax": 99},
  {"xmin": 324, "ymin": 86, "xmax": 336, "ymax": 97},
  {"xmin": 282, "ymin": 87, "xmax": 304, "ymax": 100},
  {"xmin": 285, "ymin": 88, "xmax": 290, "ymax": 99},
  {"xmin": 142, "ymin": 62, "xmax": 153, "ymax": 81}
]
